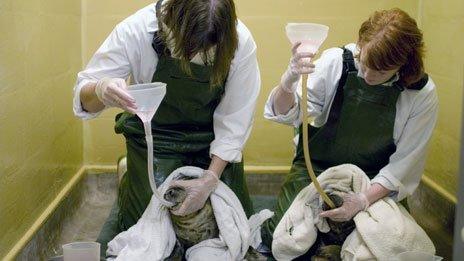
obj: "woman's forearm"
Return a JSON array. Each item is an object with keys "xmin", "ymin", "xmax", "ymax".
[
  {"xmin": 208, "ymin": 154, "xmax": 228, "ymax": 178},
  {"xmin": 364, "ymin": 183, "xmax": 392, "ymax": 205},
  {"xmin": 80, "ymin": 82, "xmax": 105, "ymax": 113},
  {"xmin": 272, "ymin": 85, "xmax": 297, "ymax": 115}
]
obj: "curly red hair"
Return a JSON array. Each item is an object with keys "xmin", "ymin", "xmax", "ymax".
[{"xmin": 358, "ymin": 8, "xmax": 425, "ymax": 87}]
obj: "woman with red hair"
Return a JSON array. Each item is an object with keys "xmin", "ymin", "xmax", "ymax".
[{"xmin": 261, "ymin": 8, "xmax": 438, "ymax": 252}]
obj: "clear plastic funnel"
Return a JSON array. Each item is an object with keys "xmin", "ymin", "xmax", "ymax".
[
  {"xmin": 127, "ymin": 82, "xmax": 173, "ymax": 207},
  {"xmin": 286, "ymin": 23, "xmax": 329, "ymax": 54},
  {"xmin": 127, "ymin": 82, "xmax": 167, "ymax": 122},
  {"xmin": 62, "ymin": 242, "xmax": 100, "ymax": 261},
  {"xmin": 394, "ymin": 251, "xmax": 443, "ymax": 261}
]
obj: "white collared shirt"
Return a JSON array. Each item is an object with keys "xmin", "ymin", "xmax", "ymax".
[
  {"xmin": 73, "ymin": 4, "xmax": 261, "ymax": 163},
  {"xmin": 264, "ymin": 43, "xmax": 439, "ymax": 201}
]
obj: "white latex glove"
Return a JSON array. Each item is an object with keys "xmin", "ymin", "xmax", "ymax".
[
  {"xmin": 169, "ymin": 170, "xmax": 219, "ymax": 216},
  {"xmin": 95, "ymin": 77, "xmax": 137, "ymax": 113},
  {"xmin": 280, "ymin": 42, "xmax": 316, "ymax": 93},
  {"xmin": 319, "ymin": 192, "xmax": 370, "ymax": 222}
]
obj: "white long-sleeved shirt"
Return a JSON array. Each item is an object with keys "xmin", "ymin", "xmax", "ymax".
[
  {"xmin": 264, "ymin": 43, "xmax": 438, "ymax": 201},
  {"xmin": 73, "ymin": 4, "xmax": 261, "ymax": 163}
]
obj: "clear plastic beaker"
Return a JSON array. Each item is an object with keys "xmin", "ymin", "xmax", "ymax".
[
  {"xmin": 395, "ymin": 250, "xmax": 443, "ymax": 261},
  {"xmin": 127, "ymin": 82, "xmax": 167, "ymax": 122},
  {"xmin": 285, "ymin": 23, "xmax": 329, "ymax": 53},
  {"xmin": 62, "ymin": 242, "xmax": 100, "ymax": 261}
]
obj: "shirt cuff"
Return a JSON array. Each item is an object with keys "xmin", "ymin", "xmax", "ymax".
[
  {"xmin": 263, "ymin": 87, "xmax": 300, "ymax": 126},
  {"xmin": 209, "ymin": 141, "xmax": 242, "ymax": 163},
  {"xmin": 73, "ymin": 79, "xmax": 104, "ymax": 120}
]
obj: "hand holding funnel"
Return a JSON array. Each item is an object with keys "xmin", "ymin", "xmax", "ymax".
[{"xmin": 285, "ymin": 23, "xmax": 335, "ymax": 209}]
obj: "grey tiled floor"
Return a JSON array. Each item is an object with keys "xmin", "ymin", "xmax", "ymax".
[
  {"xmin": 252, "ymin": 195, "xmax": 278, "ymax": 213},
  {"xmin": 57, "ymin": 174, "xmax": 118, "ymax": 247}
]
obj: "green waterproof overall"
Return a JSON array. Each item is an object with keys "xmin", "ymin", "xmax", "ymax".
[
  {"xmin": 96, "ymin": 1, "xmax": 253, "ymax": 257},
  {"xmin": 261, "ymin": 48, "xmax": 413, "ymax": 251}
]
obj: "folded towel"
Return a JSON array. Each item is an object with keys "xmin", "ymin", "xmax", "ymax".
[
  {"xmin": 107, "ymin": 166, "xmax": 273, "ymax": 260},
  {"xmin": 272, "ymin": 164, "xmax": 435, "ymax": 260},
  {"xmin": 341, "ymin": 196, "xmax": 435, "ymax": 260}
]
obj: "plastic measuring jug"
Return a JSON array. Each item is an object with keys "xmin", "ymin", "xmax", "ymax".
[
  {"xmin": 126, "ymin": 82, "xmax": 173, "ymax": 207},
  {"xmin": 126, "ymin": 82, "xmax": 166, "ymax": 123},
  {"xmin": 62, "ymin": 242, "xmax": 100, "ymax": 261},
  {"xmin": 394, "ymin": 251, "xmax": 443, "ymax": 261},
  {"xmin": 285, "ymin": 23, "xmax": 329, "ymax": 54}
]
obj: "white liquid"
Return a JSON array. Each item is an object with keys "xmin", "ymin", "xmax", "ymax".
[
  {"xmin": 297, "ymin": 39, "xmax": 320, "ymax": 53},
  {"xmin": 137, "ymin": 110, "xmax": 156, "ymax": 123},
  {"xmin": 141, "ymin": 118, "xmax": 173, "ymax": 207}
]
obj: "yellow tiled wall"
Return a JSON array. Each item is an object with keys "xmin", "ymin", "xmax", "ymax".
[
  {"xmin": 419, "ymin": 0, "xmax": 464, "ymax": 195},
  {"xmin": 0, "ymin": 0, "xmax": 83, "ymax": 257},
  {"xmin": 81, "ymin": 0, "xmax": 418, "ymax": 166},
  {"xmin": 1, "ymin": 0, "xmax": 462, "ymax": 258}
]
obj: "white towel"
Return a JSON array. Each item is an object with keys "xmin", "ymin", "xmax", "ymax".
[
  {"xmin": 272, "ymin": 164, "xmax": 435, "ymax": 261},
  {"xmin": 107, "ymin": 166, "xmax": 273, "ymax": 260},
  {"xmin": 341, "ymin": 197, "xmax": 435, "ymax": 260},
  {"xmin": 272, "ymin": 164, "xmax": 368, "ymax": 260}
]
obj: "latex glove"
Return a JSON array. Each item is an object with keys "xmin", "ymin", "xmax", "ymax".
[
  {"xmin": 319, "ymin": 192, "xmax": 370, "ymax": 222},
  {"xmin": 280, "ymin": 42, "xmax": 316, "ymax": 93},
  {"xmin": 95, "ymin": 77, "xmax": 137, "ymax": 113},
  {"xmin": 169, "ymin": 170, "xmax": 219, "ymax": 216}
]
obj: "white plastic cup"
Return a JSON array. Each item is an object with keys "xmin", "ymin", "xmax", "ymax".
[
  {"xmin": 127, "ymin": 82, "xmax": 167, "ymax": 122},
  {"xmin": 461, "ymin": 227, "xmax": 464, "ymax": 241},
  {"xmin": 62, "ymin": 242, "xmax": 100, "ymax": 261},
  {"xmin": 395, "ymin": 250, "xmax": 443, "ymax": 261},
  {"xmin": 285, "ymin": 23, "xmax": 329, "ymax": 53}
]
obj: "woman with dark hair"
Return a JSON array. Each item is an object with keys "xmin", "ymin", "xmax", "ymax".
[
  {"xmin": 261, "ymin": 8, "xmax": 438, "ymax": 253},
  {"xmin": 73, "ymin": 0, "xmax": 260, "ymax": 256}
]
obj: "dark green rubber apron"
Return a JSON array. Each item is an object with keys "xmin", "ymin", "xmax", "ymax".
[
  {"xmin": 261, "ymin": 48, "xmax": 402, "ymax": 249},
  {"xmin": 96, "ymin": 2, "xmax": 253, "ymax": 257}
]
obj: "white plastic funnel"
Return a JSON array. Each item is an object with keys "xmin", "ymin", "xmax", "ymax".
[
  {"xmin": 63, "ymin": 242, "xmax": 100, "ymax": 261},
  {"xmin": 127, "ymin": 82, "xmax": 167, "ymax": 122},
  {"xmin": 286, "ymin": 23, "xmax": 329, "ymax": 54},
  {"xmin": 394, "ymin": 251, "xmax": 443, "ymax": 261}
]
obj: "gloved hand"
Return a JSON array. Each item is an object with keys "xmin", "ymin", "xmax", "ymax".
[
  {"xmin": 280, "ymin": 42, "xmax": 316, "ymax": 93},
  {"xmin": 95, "ymin": 77, "xmax": 137, "ymax": 113},
  {"xmin": 169, "ymin": 170, "xmax": 219, "ymax": 216},
  {"xmin": 319, "ymin": 192, "xmax": 370, "ymax": 222}
]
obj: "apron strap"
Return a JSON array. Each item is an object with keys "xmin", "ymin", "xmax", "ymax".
[
  {"xmin": 321, "ymin": 47, "xmax": 357, "ymax": 137},
  {"xmin": 342, "ymin": 47, "xmax": 357, "ymax": 73},
  {"xmin": 394, "ymin": 73, "xmax": 429, "ymax": 91},
  {"xmin": 155, "ymin": 0, "xmax": 163, "ymax": 19},
  {"xmin": 152, "ymin": 0, "xmax": 171, "ymax": 57},
  {"xmin": 409, "ymin": 74, "xmax": 429, "ymax": 90}
]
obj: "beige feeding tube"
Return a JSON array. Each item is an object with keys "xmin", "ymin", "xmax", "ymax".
[
  {"xmin": 285, "ymin": 23, "xmax": 335, "ymax": 209},
  {"xmin": 127, "ymin": 82, "xmax": 174, "ymax": 207}
]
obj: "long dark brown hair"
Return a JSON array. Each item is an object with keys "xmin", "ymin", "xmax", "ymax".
[
  {"xmin": 357, "ymin": 8, "xmax": 425, "ymax": 88},
  {"xmin": 158, "ymin": 0, "xmax": 238, "ymax": 87}
]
